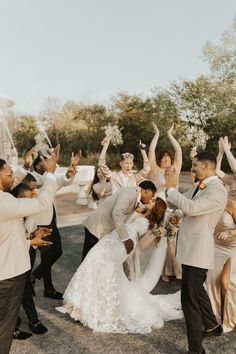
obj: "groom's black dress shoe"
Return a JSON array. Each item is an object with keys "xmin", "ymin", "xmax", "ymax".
[
  {"xmin": 44, "ymin": 290, "xmax": 63, "ymax": 299},
  {"xmin": 29, "ymin": 320, "xmax": 48, "ymax": 334},
  {"xmin": 203, "ymin": 324, "xmax": 223, "ymax": 338},
  {"xmin": 13, "ymin": 328, "xmax": 32, "ymax": 340}
]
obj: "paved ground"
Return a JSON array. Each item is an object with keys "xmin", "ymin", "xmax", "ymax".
[{"xmin": 11, "ymin": 225, "xmax": 236, "ymax": 354}]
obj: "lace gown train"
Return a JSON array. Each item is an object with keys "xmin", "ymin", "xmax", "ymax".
[{"xmin": 56, "ymin": 218, "xmax": 183, "ymax": 333}]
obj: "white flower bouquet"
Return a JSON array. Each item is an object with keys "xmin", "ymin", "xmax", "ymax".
[
  {"xmin": 186, "ymin": 126, "xmax": 209, "ymax": 159},
  {"xmin": 104, "ymin": 124, "xmax": 123, "ymax": 146}
]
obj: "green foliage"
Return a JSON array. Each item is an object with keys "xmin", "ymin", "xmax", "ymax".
[{"xmin": 12, "ymin": 115, "xmax": 38, "ymax": 154}]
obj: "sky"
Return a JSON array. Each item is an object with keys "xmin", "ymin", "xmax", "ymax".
[{"xmin": 0, "ymin": 0, "xmax": 235, "ymax": 114}]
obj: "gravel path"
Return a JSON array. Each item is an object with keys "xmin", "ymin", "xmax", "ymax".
[{"xmin": 10, "ymin": 226, "xmax": 236, "ymax": 354}]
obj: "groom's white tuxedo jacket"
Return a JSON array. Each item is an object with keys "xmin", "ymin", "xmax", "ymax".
[
  {"xmin": 0, "ymin": 174, "xmax": 58, "ymax": 281},
  {"xmin": 84, "ymin": 186, "xmax": 139, "ymax": 240},
  {"xmin": 167, "ymin": 177, "xmax": 227, "ymax": 270}
]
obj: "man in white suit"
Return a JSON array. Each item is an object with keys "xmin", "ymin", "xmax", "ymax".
[
  {"xmin": 165, "ymin": 151, "xmax": 227, "ymax": 354},
  {"xmin": 0, "ymin": 156, "xmax": 58, "ymax": 354}
]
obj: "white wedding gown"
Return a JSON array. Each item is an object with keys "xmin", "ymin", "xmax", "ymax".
[{"xmin": 56, "ymin": 217, "xmax": 183, "ymax": 333}]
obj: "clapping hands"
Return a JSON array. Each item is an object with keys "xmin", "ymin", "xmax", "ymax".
[
  {"xmin": 30, "ymin": 227, "xmax": 52, "ymax": 247},
  {"xmin": 218, "ymin": 136, "xmax": 231, "ymax": 154}
]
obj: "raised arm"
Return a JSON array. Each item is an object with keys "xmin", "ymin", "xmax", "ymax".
[
  {"xmin": 167, "ymin": 184, "xmax": 227, "ymax": 217},
  {"xmin": 223, "ymin": 136, "xmax": 236, "ymax": 175},
  {"xmin": 167, "ymin": 124, "xmax": 182, "ymax": 175},
  {"xmin": 11, "ymin": 147, "xmax": 36, "ymax": 189},
  {"xmin": 135, "ymin": 141, "xmax": 150, "ymax": 184},
  {"xmin": 216, "ymin": 137, "xmax": 231, "ymax": 185},
  {"xmin": 98, "ymin": 137, "xmax": 112, "ymax": 179},
  {"xmin": 56, "ymin": 151, "xmax": 82, "ymax": 189},
  {"xmin": 148, "ymin": 122, "xmax": 159, "ymax": 169}
]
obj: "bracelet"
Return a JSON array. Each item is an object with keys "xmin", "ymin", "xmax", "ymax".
[{"xmin": 227, "ymin": 230, "xmax": 233, "ymax": 239}]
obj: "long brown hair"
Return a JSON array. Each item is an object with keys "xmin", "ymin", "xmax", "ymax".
[{"xmin": 146, "ymin": 197, "xmax": 167, "ymax": 229}]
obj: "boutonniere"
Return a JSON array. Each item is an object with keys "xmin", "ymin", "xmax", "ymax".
[{"xmin": 198, "ymin": 181, "xmax": 207, "ymax": 190}]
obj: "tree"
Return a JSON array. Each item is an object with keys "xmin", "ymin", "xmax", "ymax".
[{"xmin": 202, "ymin": 16, "xmax": 236, "ymax": 82}]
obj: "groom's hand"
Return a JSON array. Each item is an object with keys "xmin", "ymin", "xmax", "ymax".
[{"xmin": 123, "ymin": 239, "xmax": 134, "ymax": 254}]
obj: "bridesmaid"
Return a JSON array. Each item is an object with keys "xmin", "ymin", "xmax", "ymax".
[
  {"xmin": 206, "ymin": 198, "xmax": 236, "ymax": 333},
  {"xmin": 98, "ymin": 137, "xmax": 150, "ymax": 194},
  {"xmin": 88, "ymin": 167, "xmax": 112, "ymax": 205},
  {"xmin": 148, "ymin": 122, "xmax": 182, "ymax": 282}
]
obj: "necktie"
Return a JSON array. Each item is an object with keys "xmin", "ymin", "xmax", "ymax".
[{"xmin": 192, "ymin": 184, "xmax": 200, "ymax": 199}]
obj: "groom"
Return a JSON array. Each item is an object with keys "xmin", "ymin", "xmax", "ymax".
[
  {"xmin": 82, "ymin": 180, "xmax": 157, "ymax": 261},
  {"xmin": 165, "ymin": 151, "xmax": 227, "ymax": 354}
]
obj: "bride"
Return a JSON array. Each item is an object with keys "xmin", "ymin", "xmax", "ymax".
[{"xmin": 56, "ymin": 198, "xmax": 183, "ymax": 334}]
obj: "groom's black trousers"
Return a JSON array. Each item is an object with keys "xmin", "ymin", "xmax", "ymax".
[
  {"xmin": 181, "ymin": 264, "xmax": 218, "ymax": 353},
  {"xmin": 81, "ymin": 228, "xmax": 98, "ymax": 262}
]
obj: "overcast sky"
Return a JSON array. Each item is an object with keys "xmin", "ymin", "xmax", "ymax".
[{"xmin": 0, "ymin": 0, "xmax": 235, "ymax": 114}]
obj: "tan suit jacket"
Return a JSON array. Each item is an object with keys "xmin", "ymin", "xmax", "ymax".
[
  {"xmin": 167, "ymin": 178, "xmax": 227, "ymax": 269},
  {"xmin": 0, "ymin": 175, "xmax": 58, "ymax": 280},
  {"xmin": 83, "ymin": 186, "xmax": 139, "ymax": 240},
  {"xmin": 29, "ymin": 173, "xmax": 73, "ymax": 225}
]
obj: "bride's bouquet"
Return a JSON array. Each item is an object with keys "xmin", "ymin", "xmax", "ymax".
[
  {"xmin": 104, "ymin": 123, "xmax": 123, "ymax": 146},
  {"xmin": 165, "ymin": 209, "xmax": 183, "ymax": 241},
  {"xmin": 152, "ymin": 225, "xmax": 167, "ymax": 239}
]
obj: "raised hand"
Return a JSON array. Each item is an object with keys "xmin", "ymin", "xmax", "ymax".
[
  {"xmin": 40, "ymin": 153, "xmax": 57, "ymax": 173},
  {"xmin": 66, "ymin": 150, "xmax": 82, "ymax": 178},
  {"xmin": 53, "ymin": 144, "xmax": 61, "ymax": 162},
  {"xmin": 138, "ymin": 140, "xmax": 147, "ymax": 150},
  {"xmin": 223, "ymin": 136, "xmax": 231, "ymax": 152},
  {"xmin": 101, "ymin": 137, "xmax": 110, "ymax": 146},
  {"xmin": 23, "ymin": 147, "xmax": 36, "ymax": 169},
  {"xmin": 167, "ymin": 123, "xmax": 174, "ymax": 136},
  {"xmin": 152, "ymin": 122, "xmax": 159, "ymax": 134},
  {"xmin": 218, "ymin": 137, "xmax": 225, "ymax": 154}
]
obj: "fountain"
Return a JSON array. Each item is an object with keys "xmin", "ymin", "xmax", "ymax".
[{"xmin": 0, "ymin": 96, "xmax": 18, "ymax": 164}]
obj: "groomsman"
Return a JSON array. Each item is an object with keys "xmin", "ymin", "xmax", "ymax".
[
  {"xmin": 165, "ymin": 151, "xmax": 227, "ymax": 354},
  {"xmin": 31, "ymin": 149, "xmax": 81, "ymax": 299},
  {"xmin": 0, "ymin": 155, "xmax": 58, "ymax": 354},
  {"xmin": 82, "ymin": 180, "xmax": 157, "ymax": 260}
]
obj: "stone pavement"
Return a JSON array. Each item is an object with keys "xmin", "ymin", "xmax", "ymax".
[{"xmin": 10, "ymin": 175, "xmax": 236, "ymax": 354}]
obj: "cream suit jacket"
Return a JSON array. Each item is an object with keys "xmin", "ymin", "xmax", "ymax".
[
  {"xmin": 167, "ymin": 178, "xmax": 227, "ymax": 270},
  {"xmin": 83, "ymin": 186, "xmax": 139, "ymax": 240},
  {"xmin": 0, "ymin": 174, "xmax": 58, "ymax": 280},
  {"xmin": 29, "ymin": 173, "xmax": 73, "ymax": 226}
]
